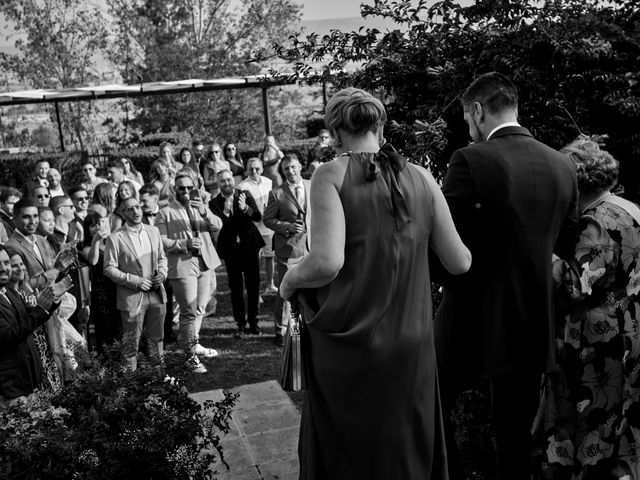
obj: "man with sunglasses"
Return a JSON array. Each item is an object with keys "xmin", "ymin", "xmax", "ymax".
[
  {"xmin": 156, "ymin": 170, "xmax": 222, "ymax": 373},
  {"xmin": 0, "ymin": 187, "xmax": 21, "ymax": 238},
  {"xmin": 32, "ymin": 186, "xmax": 50, "ymax": 208}
]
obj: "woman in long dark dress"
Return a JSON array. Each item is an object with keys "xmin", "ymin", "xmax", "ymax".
[
  {"xmin": 81, "ymin": 211, "xmax": 119, "ymax": 354},
  {"xmin": 280, "ymin": 87, "xmax": 471, "ymax": 480}
]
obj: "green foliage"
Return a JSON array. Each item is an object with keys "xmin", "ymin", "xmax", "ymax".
[
  {"xmin": 105, "ymin": 0, "xmax": 304, "ymax": 141},
  {"xmin": 266, "ymin": 0, "xmax": 640, "ymax": 197},
  {"xmin": 0, "ymin": 345, "xmax": 237, "ymax": 480},
  {"xmin": 0, "ymin": 0, "xmax": 110, "ymax": 150}
]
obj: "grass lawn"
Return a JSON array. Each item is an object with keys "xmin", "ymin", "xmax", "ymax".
[{"xmin": 177, "ymin": 265, "xmax": 305, "ymax": 410}]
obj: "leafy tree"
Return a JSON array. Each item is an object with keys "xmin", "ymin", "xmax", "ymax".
[
  {"xmin": 266, "ymin": 0, "xmax": 640, "ymax": 199},
  {"xmin": 0, "ymin": 0, "xmax": 110, "ymax": 150},
  {"xmin": 106, "ymin": 0, "xmax": 304, "ymax": 143}
]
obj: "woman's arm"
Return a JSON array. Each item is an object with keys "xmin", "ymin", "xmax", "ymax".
[
  {"xmin": 419, "ymin": 167, "xmax": 471, "ymax": 275},
  {"xmin": 280, "ymin": 161, "xmax": 347, "ymax": 299}
]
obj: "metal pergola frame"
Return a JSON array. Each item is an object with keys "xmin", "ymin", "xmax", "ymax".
[{"xmin": 0, "ymin": 74, "xmax": 298, "ymax": 151}]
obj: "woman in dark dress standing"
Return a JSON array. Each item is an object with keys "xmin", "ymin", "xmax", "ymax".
[
  {"xmin": 280, "ymin": 87, "xmax": 471, "ymax": 480},
  {"xmin": 82, "ymin": 211, "xmax": 119, "ymax": 354}
]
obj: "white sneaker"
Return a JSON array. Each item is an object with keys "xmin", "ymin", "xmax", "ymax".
[
  {"xmin": 194, "ymin": 343, "xmax": 219, "ymax": 358},
  {"xmin": 263, "ymin": 284, "xmax": 278, "ymax": 294},
  {"xmin": 186, "ymin": 355, "xmax": 208, "ymax": 374}
]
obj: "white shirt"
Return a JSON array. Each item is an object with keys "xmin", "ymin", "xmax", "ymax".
[
  {"xmin": 124, "ymin": 223, "xmax": 153, "ymax": 274},
  {"xmin": 239, "ymin": 176, "xmax": 273, "ymax": 235},
  {"xmin": 487, "ymin": 122, "xmax": 521, "ymax": 141},
  {"xmin": 49, "ymin": 186, "xmax": 65, "ymax": 198}
]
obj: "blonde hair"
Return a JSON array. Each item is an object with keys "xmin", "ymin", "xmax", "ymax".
[
  {"xmin": 561, "ymin": 136, "xmax": 619, "ymax": 193},
  {"xmin": 325, "ymin": 87, "xmax": 387, "ymax": 137}
]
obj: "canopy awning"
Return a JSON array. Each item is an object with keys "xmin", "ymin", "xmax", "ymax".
[{"xmin": 0, "ymin": 74, "xmax": 296, "ymax": 106}]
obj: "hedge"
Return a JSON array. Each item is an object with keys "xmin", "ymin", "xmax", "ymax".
[{"xmin": 0, "ymin": 139, "xmax": 319, "ymax": 191}]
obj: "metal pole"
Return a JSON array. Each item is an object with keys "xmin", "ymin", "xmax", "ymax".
[
  {"xmin": 322, "ymin": 79, "xmax": 328, "ymax": 112},
  {"xmin": 54, "ymin": 101, "xmax": 65, "ymax": 152},
  {"xmin": 261, "ymin": 87, "xmax": 271, "ymax": 135}
]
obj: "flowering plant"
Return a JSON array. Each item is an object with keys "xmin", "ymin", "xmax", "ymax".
[{"xmin": 0, "ymin": 344, "xmax": 237, "ymax": 480}]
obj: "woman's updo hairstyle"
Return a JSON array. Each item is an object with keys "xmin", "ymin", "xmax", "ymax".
[
  {"xmin": 560, "ymin": 136, "xmax": 619, "ymax": 193},
  {"xmin": 325, "ymin": 87, "xmax": 387, "ymax": 137}
]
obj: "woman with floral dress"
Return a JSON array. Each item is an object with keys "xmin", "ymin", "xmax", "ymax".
[{"xmin": 536, "ymin": 137, "xmax": 640, "ymax": 479}]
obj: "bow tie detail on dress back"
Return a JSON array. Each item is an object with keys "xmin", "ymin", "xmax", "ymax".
[{"xmin": 352, "ymin": 143, "xmax": 411, "ymax": 230}]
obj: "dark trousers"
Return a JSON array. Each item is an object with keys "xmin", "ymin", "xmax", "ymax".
[
  {"xmin": 439, "ymin": 365, "xmax": 541, "ymax": 480},
  {"xmin": 224, "ymin": 251, "xmax": 260, "ymax": 329},
  {"xmin": 163, "ymin": 280, "xmax": 175, "ymax": 341}
]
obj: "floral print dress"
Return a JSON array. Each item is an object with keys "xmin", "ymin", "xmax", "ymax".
[{"xmin": 537, "ymin": 199, "xmax": 640, "ymax": 479}]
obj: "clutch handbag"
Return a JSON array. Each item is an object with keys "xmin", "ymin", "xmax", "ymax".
[{"xmin": 279, "ymin": 295, "xmax": 308, "ymax": 392}]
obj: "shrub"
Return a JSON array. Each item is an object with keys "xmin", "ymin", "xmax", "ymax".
[{"xmin": 0, "ymin": 345, "xmax": 237, "ymax": 480}]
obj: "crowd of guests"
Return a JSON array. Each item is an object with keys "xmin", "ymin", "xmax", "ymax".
[{"xmin": 0, "ymin": 132, "xmax": 332, "ymax": 399}]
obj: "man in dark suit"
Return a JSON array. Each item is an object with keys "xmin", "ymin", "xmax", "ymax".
[
  {"xmin": 434, "ymin": 73, "xmax": 579, "ymax": 480},
  {"xmin": 210, "ymin": 170, "xmax": 265, "ymax": 337},
  {"xmin": 0, "ymin": 187, "xmax": 21, "ymax": 238},
  {"xmin": 0, "ymin": 246, "xmax": 56, "ymax": 404},
  {"xmin": 264, "ymin": 154, "xmax": 311, "ymax": 345}
]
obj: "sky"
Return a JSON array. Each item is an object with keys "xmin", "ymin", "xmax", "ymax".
[{"xmin": 301, "ymin": 0, "xmax": 474, "ymax": 21}]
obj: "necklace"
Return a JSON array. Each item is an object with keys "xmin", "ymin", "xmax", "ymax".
[{"xmin": 582, "ymin": 191, "xmax": 612, "ymax": 213}]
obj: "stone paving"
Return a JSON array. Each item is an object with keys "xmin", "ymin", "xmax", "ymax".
[{"xmin": 190, "ymin": 380, "xmax": 300, "ymax": 480}]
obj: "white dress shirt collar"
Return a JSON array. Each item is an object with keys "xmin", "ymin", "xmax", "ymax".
[{"xmin": 487, "ymin": 122, "xmax": 521, "ymax": 141}]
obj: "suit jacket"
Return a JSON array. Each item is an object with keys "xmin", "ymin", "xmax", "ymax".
[
  {"xmin": 434, "ymin": 126, "xmax": 579, "ymax": 382},
  {"xmin": 263, "ymin": 180, "xmax": 311, "ymax": 260},
  {"xmin": 6, "ymin": 231, "xmax": 56, "ymax": 291},
  {"xmin": 156, "ymin": 200, "xmax": 222, "ymax": 279},
  {"xmin": 0, "ymin": 287, "xmax": 52, "ymax": 399},
  {"xmin": 209, "ymin": 189, "xmax": 265, "ymax": 260},
  {"xmin": 103, "ymin": 224, "xmax": 168, "ymax": 311},
  {"xmin": 0, "ymin": 210, "xmax": 14, "ymax": 238}
]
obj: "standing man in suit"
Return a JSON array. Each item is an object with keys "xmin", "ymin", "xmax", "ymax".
[
  {"xmin": 103, "ymin": 196, "xmax": 167, "ymax": 371},
  {"xmin": 156, "ymin": 170, "xmax": 222, "ymax": 373},
  {"xmin": 6, "ymin": 198, "xmax": 59, "ymax": 291},
  {"xmin": 0, "ymin": 246, "xmax": 57, "ymax": 405},
  {"xmin": 264, "ymin": 154, "xmax": 311, "ymax": 346},
  {"xmin": 210, "ymin": 170, "xmax": 265, "ymax": 337},
  {"xmin": 0, "ymin": 187, "xmax": 21, "ymax": 238},
  {"xmin": 434, "ymin": 72, "xmax": 579, "ymax": 480}
]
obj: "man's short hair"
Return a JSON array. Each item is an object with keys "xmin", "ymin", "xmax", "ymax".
[
  {"xmin": 139, "ymin": 183, "xmax": 159, "ymax": 197},
  {"xmin": 175, "ymin": 168, "xmax": 196, "ymax": 184},
  {"xmin": 67, "ymin": 185, "xmax": 88, "ymax": 198},
  {"xmin": 460, "ymin": 72, "xmax": 518, "ymax": 114},
  {"xmin": 50, "ymin": 195, "xmax": 71, "ymax": 216},
  {"xmin": 216, "ymin": 169, "xmax": 233, "ymax": 178},
  {"xmin": 108, "ymin": 160, "xmax": 124, "ymax": 171},
  {"xmin": 14, "ymin": 197, "xmax": 38, "ymax": 215},
  {"xmin": 281, "ymin": 153, "xmax": 300, "ymax": 166},
  {"xmin": 0, "ymin": 186, "xmax": 22, "ymax": 203},
  {"xmin": 35, "ymin": 159, "xmax": 50, "ymax": 166}
]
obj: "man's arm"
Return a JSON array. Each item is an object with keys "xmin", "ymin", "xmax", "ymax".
[
  {"xmin": 554, "ymin": 166, "xmax": 580, "ymax": 260},
  {"xmin": 103, "ymin": 234, "xmax": 145, "ymax": 290},
  {"xmin": 0, "ymin": 303, "xmax": 51, "ymax": 349},
  {"xmin": 242, "ymin": 191, "xmax": 262, "ymax": 222},
  {"xmin": 430, "ymin": 150, "xmax": 476, "ymax": 284},
  {"xmin": 156, "ymin": 208, "xmax": 189, "ymax": 253},
  {"xmin": 263, "ymin": 190, "xmax": 292, "ymax": 234}
]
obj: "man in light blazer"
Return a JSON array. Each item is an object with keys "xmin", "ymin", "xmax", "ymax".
[
  {"xmin": 263, "ymin": 154, "xmax": 311, "ymax": 345},
  {"xmin": 104, "ymin": 196, "xmax": 168, "ymax": 371},
  {"xmin": 156, "ymin": 169, "xmax": 222, "ymax": 374},
  {"xmin": 6, "ymin": 198, "xmax": 59, "ymax": 291},
  {"xmin": 433, "ymin": 73, "xmax": 579, "ymax": 480}
]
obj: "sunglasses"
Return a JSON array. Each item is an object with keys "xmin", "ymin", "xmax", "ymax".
[
  {"xmin": 36, "ymin": 194, "xmax": 50, "ymax": 199},
  {"xmin": 248, "ymin": 167, "xmax": 261, "ymax": 171},
  {"xmin": 60, "ymin": 204, "xmax": 75, "ymax": 209},
  {"xmin": 176, "ymin": 186, "xmax": 194, "ymax": 192},
  {"xmin": 82, "ymin": 168, "xmax": 94, "ymax": 172},
  {"xmin": 212, "ymin": 150, "xmax": 221, "ymax": 154}
]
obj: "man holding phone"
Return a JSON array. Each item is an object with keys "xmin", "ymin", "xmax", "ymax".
[
  {"xmin": 156, "ymin": 170, "xmax": 222, "ymax": 373},
  {"xmin": 104, "ymin": 197, "xmax": 168, "ymax": 371}
]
